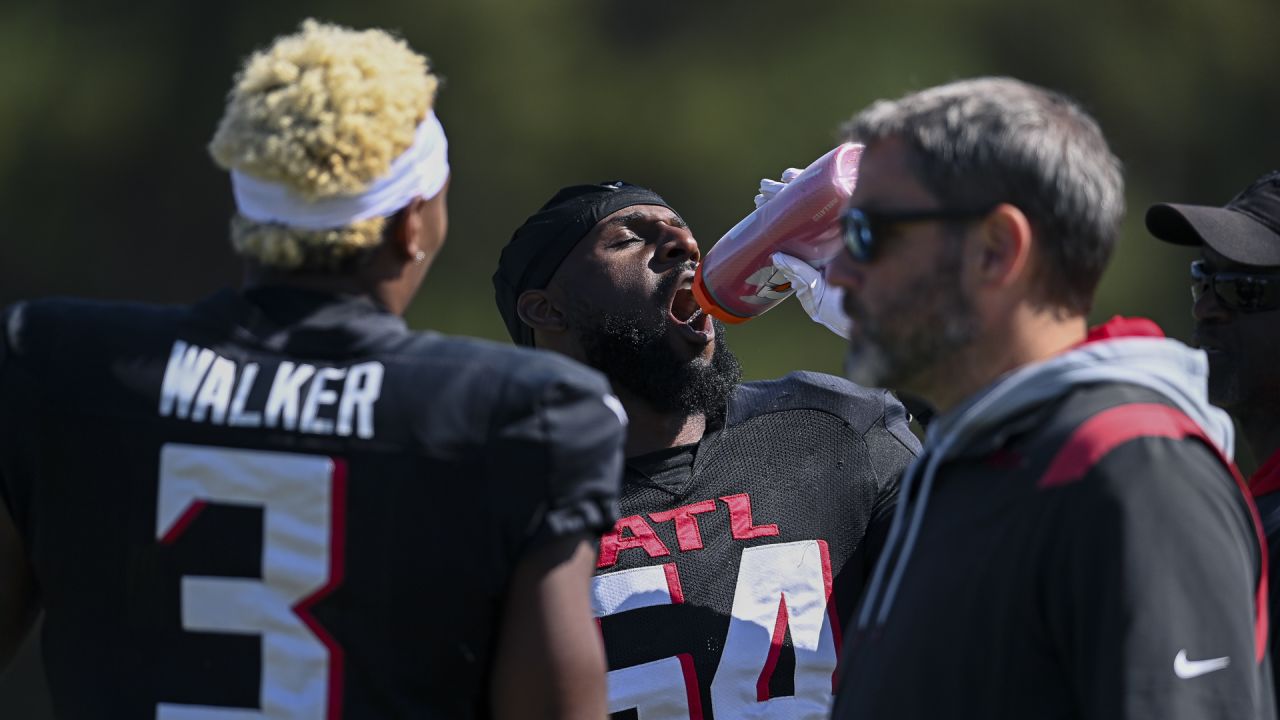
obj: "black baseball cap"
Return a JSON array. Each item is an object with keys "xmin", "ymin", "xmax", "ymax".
[
  {"xmin": 1146, "ymin": 170, "xmax": 1280, "ymax": 267},
  {"xmin": 493, "ymin": 181, "xmax": 676, "ymax": 346}
]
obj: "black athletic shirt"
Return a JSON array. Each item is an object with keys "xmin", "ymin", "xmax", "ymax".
[
  {"xmin": 591, "ymin": 372, "xmax": 918, "ymax": 720},
  {"xmin": 833, "ymin": 382, "xmax": 1275, "ymax": 720},
  {"xmin": 0, "ymin": 287, "xmax": 626, "ymax": 719}
]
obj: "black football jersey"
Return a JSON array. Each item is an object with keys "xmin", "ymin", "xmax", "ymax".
[
  {"xmin": 590, "ymin": 372, "xmax": 918, "ymax": 720},
  {"xmin": 0, "ymin": 287, "xmax": 625, "ymax": 719}
]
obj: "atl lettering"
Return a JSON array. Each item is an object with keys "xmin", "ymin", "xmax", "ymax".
[{"xmin": 597, "ymin": 493, "xmax": 780, "ymax": 569}]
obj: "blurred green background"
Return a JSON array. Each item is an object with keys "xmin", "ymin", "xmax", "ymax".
[{"xmin": 1, "ymin": 0, "xmax": 1277, "ymax": 714}]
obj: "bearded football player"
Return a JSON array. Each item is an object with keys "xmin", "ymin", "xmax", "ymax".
[{"xmin": 493, "ymin": 182, "xmax": 919, "ymax": 719}]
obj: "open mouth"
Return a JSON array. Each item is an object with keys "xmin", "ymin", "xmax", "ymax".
[{"xmin": 669, "ymin": 286, "xmax": 714, "ymax": 344}]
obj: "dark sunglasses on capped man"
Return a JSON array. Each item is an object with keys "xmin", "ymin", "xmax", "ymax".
[{"xmin": 1190, "ymin": 260, "xmax": 1280, "ymax": 314}]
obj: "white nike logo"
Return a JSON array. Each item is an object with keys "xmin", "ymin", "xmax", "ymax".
[{"xmin": 1173, "ymin": 649, "xmax": 1230, "ymax": 679}]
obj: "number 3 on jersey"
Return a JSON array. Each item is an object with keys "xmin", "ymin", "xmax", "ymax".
[
  {"xmin": 155, "ymin": 444, "xmax": 346, "ymax": 720},
  {"xmin": 593, "ymin": 540, "xmax": 840, "ymax": 720}
]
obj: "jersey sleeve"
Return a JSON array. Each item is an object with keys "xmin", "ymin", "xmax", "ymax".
[
  {"xmin": 859, "ymin": 390, "xmax": 917, "ymax": 567},
  {"xmin": 1044, "ymin": 435, "xmax": 1274, "ymax": 719},
  {"xmin": 486, "ymin": 357, "xmax": 626, "ymax": 552}
]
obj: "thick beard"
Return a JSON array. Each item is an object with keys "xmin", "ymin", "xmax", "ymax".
[
  {"xmin": 569, "ymin": 293, "xmax": 742, "ymax": 422},
  {"xmin": 1205, "ymin": 352, "xmax": 1241, "ymax": 411},
  {"xmin": 844, "ymin": 241, "xmax": 978, "ymax": 393}
]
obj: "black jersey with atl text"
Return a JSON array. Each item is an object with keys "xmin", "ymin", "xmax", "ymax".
[
  {"xmin": 590, "ymin": 372, "xmax": 918, "ymax": 720},
  {"xmin": 0, "ymin": 288, "xmax": 626, "ymax": 719}
]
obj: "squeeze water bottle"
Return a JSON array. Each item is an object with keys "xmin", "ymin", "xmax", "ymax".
[{"xmin": 692, "ymin": 143, "xmax": 862, "ymax": 323}]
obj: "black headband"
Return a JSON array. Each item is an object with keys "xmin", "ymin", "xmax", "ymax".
[{"xmin": 493, "ymin": 181, "xmax": 676, "ymax": 346}]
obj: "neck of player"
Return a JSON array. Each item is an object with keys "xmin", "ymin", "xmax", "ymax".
[
  {"xmin": 241, "ymin": 248, "xmax": 428, "ymax": 318},
  {"xmin": 613, "ymin": 386, "xmax": 706, "ymax": 457}
]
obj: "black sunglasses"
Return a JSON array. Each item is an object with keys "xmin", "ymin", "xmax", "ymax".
[
  {"xmin": 840, "ymin": 206, "xmax": 995, "ymax": 262},
  {"xmin": 1190, "ymin": 260, "xmax": 1280, "ymax": 314}
]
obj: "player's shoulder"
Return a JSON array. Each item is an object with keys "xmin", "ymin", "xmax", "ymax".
[
  {"xmin": 726, "ymin": 370, "xmax": 898, "ymax": 435},
  {"xmin": 1030, "ymin": 382, "xmax": 1235, "ymax": 497},
  {"xmin": 396, "ymin": 337, "xmax": 623, "ymax": 459},
  {"xmin": 1032, "ymin": 382, "xmax": 1204, "ymax": 457},
  {"xmin": 3, "ymin": 296, "xmax": 189, "ymax": 362}
]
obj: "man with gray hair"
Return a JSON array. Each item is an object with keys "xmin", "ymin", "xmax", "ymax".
[{"xmin": 821, "ymin": 77, "xmax": 1273, "ymax": 718}]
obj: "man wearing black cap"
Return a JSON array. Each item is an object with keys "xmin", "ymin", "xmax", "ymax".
[
  {"xmin": 493, "ymin": 181, "xmax": 918, "ymax": 719},
  {"xmin": 1148, "ymin": 170, "xmax": 1280, "ymax": 697}
]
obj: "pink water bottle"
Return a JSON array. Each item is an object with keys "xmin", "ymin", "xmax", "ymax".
[{"xmin": 692, "ymin": 143, "xmax": 862, "ymax": 323}]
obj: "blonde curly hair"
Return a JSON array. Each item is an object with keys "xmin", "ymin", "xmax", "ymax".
[{"xmin": 209, "ymin": 19, "xmax": 438, "ymax": 272}]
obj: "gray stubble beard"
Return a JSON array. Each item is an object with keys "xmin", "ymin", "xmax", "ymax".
[{"xmin": 841, "ymin": 241, "xmax": 978, "ymax": 396}]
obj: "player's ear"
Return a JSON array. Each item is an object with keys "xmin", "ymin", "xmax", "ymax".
[
  {"xmin": 975, "ymin": 203, "xmax": 1032, "ymax": 289},
  {"xmin": 516, "ymin": 289, "xmax": 568, "ymax": 338},
  {"xmin": 388, "ymin": 196, "xmax": 441, "ymax": 263},
  {"xmin": 389, "ymin": 198, "xmax": 419, "ymax": 261}
]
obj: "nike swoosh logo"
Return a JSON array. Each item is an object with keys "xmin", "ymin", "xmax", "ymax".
[{"xmin": 1174, "ymin": 649, "xmax": 1230, "ymax": 679}]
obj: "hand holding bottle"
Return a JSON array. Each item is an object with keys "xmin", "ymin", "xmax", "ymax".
[
  {"xmin": 770, "ymin": 251, "xmax": 851, "ymax": 339},
  {"xmin": 692, "ymin": 143, "xmax": 863, "ymax": 325}
]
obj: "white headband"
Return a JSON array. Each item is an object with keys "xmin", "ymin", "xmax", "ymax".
[{"xmin": 230, "ymin": 110, "xmax": 450, "ymax": 230}]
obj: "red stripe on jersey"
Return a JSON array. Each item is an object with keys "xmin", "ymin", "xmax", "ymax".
[
  {"xmin": 1039, "ymin": 403, "xmax": 1207, "ymax": 489},
  {"xmin": 1038, "ymin": 403, "xmax": 1270, "ymax": 663},
  {"xmin": 818, "ymin": 539, "xmax": 842, "ymax": 693},
  {"xmin": 677, "ymin": 653, "xmax": 705, "ymax": 720},
  {"xmin": 756, "ymin": 596, "xmax": 790, "ymax": 701},
  {"xmin": 290, "ymin": 457, "xmax": 348, "ymax": 720},
  {"xmin": 1249, "ymin": 449, "xmax": 1280, "ymax": 499},
  {"xmin": 664, "ymin": 563, "xmax": 685, "ymax": 605},
  {"xmin": 159, "ymin": 500, "xmax": 207, "ymax": 545},
  {"xmin": 1188, "ymin": 433, "xmax": 1270, "ymax": 664}
]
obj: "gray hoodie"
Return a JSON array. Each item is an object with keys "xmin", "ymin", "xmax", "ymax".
[{"xmin": 857, "ymin": 331, "xmax": 1234, "ymax": 630}]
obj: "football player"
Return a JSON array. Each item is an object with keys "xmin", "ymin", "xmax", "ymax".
[
  {"xmin": 0, "ymin": 20, "xmax": 625, "ymax": 719},
  {"xmin": 493, "ymin": 181, "xmax": 919, "ymax": 719}
]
